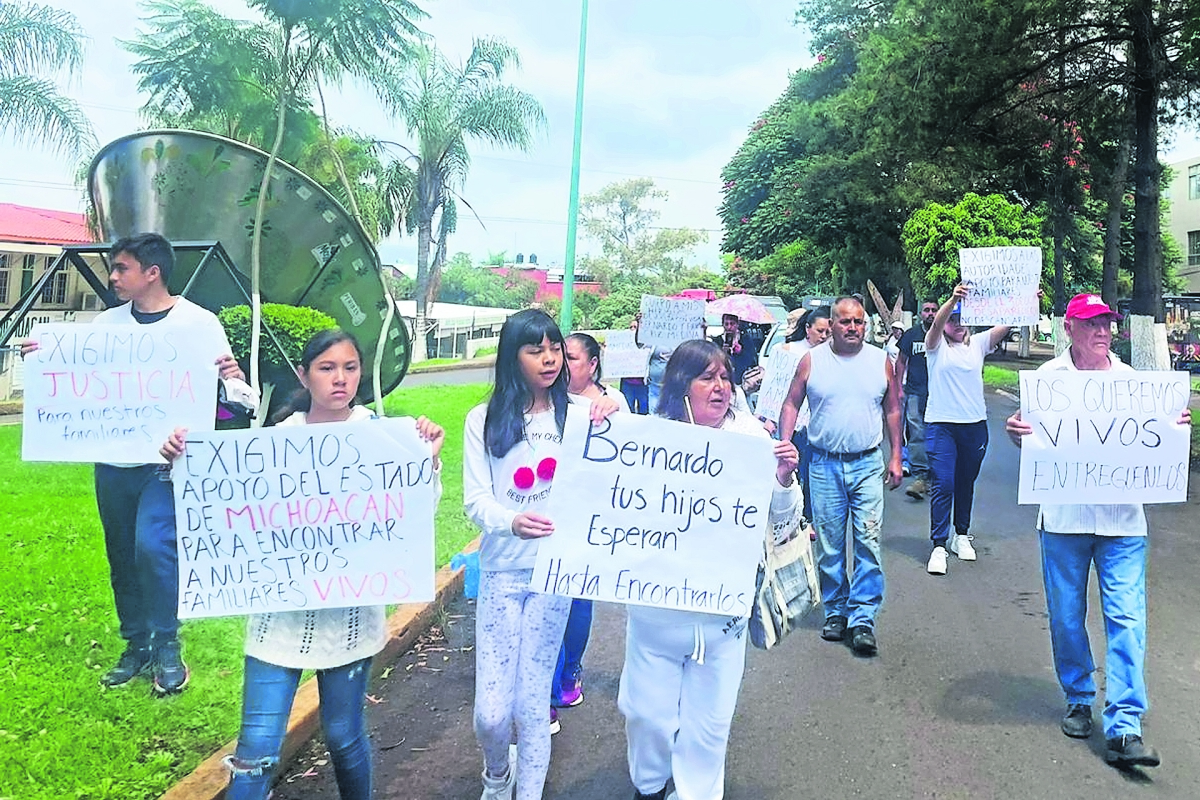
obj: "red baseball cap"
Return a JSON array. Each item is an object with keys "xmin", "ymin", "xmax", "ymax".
[{"xmin": 1065, "ymin": 293, "xmax": 1120, "ymax": 320}]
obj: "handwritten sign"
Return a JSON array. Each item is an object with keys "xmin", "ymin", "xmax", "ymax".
[
  {"xmin": 1017, "ymin": 370, "xmax": 1190, "ymax": 505},
  {"xmin": 531, "ymin": 411, "xmax": 775, "ymax": 615},
  {"xmin": 21, "ymin": 322, "xmax": 220, "ymax": 463},
  {"xmin": 601, "ymin": 330, "xmax": 651, "ymax": 379},
  {"xmin": 959, "ymin": 247, "xmax": 1041, "ymax": 326},
  {"xmin": 639, "ymin": 295, "xmax": 705, "ymax": 349},
  {"xmin": 173, "ymin": 418, "xmax": 438, "ymax": 619},
  {"xmin": 755, "ymin": 348, "xmax": 803, "ymax": 424}
]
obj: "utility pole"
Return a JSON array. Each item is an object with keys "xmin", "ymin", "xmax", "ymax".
[{"xmin": 561, "ymin": 0, "xmax": 588, "ymax": 332}]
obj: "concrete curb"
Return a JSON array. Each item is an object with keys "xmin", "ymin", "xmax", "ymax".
[{"xmin": 160, "ymin": 538, "xmax": 479, "ymax": 800}]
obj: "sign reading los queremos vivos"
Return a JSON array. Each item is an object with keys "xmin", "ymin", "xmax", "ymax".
[
  {"xmin": 21, "ymin": 322, "xmax": 221, "ymax": 463},
  {"xmin": 173, "ymin": 418, "xmax": 438, "ymax": 619},
  {"xmin": 1016, "ymin": 370, "xmax": 1190, "ymax": 505},
  {"xmin": 531, "ymin": 410, "xmax": 775, "ymax": 616}
]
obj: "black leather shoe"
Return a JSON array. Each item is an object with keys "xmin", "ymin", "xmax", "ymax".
[
  {"xmin": 634, "ymin": 788, "xmax": 667, "ymax": 800},
  {"xmin": 848, "ymin": 625, "xmax": 878, "ymax": 657},
  {"xmin": 1060, "ymin": 703, "xmax": 1093, "ymax": 739},
  {"xmin": 1105, "ymin": 735, "xmax": 1160, "ymax": 768},
  {"xmin": 100, "ymin": 642, "xmax": 153, "ymax": 687},
  {"xmin": 821, "ymin": 615, "xmax": 848, "ymax": 642}
]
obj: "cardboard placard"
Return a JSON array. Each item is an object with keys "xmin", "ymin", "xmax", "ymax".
[
  {"xmin": 21, "ymin": 322, "xmax": 220, "ymax": 463},
  {"xmin": 959, "ymin": 247, "xmax": 1041, "ymax": 326},
  {"xmin": 602, "ymin": 330, "xmax": 651, "ymax": 380},
  {"xmin": 638, "ymin": 295, "xmax": 705, "ymax": 349},
  {"xmin": 173, "ymin": 418, "xmax": 438, "ymax": 618},
  {"xmin": 1017, "ymin": 370, "xmax": 1190, "ymax": 504},
  {"xmin": 531, "ymin": 411, "xmax": 776, "ymax": 616},
  {"xmin": 755, "ymin": 348, "xmax": 804, "ymax": 424}
]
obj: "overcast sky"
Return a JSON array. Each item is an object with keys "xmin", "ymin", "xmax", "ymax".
[
  {"xmin": 3, "ymin": 0, "xmax": 813, "ymax": 270},
  {"xmin": 5, "ymin": 0, "xmax": 1199, "ymax": 272}
]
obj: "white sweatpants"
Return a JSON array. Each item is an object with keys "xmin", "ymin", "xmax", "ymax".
[
  {"xmin": 474, "ymin": 568, "xmax": 571, "ymax": 800},
  {"xmin": 618, "ymin": 610, "xmax": 748, "ymax": 800}
]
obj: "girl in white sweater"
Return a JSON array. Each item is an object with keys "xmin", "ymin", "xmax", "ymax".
[
  {"xmin": 463, "ymin": 310, "xmax": 618, "ymax": 800},
  {"xmin": 161, "ymin": 330, "xmax": 444, "ymax": 800}
]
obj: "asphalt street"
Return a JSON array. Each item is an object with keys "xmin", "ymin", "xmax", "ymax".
[{"xmin": 272, "ymin": 392, "xmax": 1200, "ymax": 800}]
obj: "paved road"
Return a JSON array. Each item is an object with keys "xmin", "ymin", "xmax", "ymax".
[{"xmin": 273, "ymin": 393, "xmax": 1200, "ymax": 800}]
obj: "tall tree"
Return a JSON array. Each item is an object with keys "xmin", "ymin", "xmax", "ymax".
[
  {"xmin": 243, "ymin": 0, "xmax": 423, "ymax": 394},
  {"xmin": 377, "ymin": 37, "xmax": 545, "ymax": 362},
  {"xmin": 0, "ymin": 1, "xmax": 94, "ymax": 157},
  {"xmin": 579, "ymin": 178, "xmax": 707, "ymax": 286}
]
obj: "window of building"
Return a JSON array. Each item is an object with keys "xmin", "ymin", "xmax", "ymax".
[
  {"xmin": 0, "ymin": 254, "xmax": 8, "ymax": 304},
  {"xmin": 40, "ymin": 270, "xmax": 67, "ymax": 304},
  {"xmin": 1190, "ymin": 164, "xmax": 1200, "ymax": 201},
  {"xmin": 1189, "ymin": 230, "xmax": 1200, "ymax": 267},
  {"xmin": 20, "ymin": 254, "xmax": 36, "ymax": 295}
]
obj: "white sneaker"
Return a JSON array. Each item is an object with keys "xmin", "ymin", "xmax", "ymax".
[
  {"xmin": 950, "ymin": 533, "xmax": 977, "ymax": 561},
  {"xmin": 480, "ymin": 745, "xmax": 517, "ymax": 800},
  {"xmin": 926, "ymin": 546, "xmax": 948, "ymax": 575}
]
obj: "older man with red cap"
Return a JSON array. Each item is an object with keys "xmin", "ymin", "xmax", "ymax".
[{"xmin": 1005, "ymin": 292, "xmax": 1190, "ymax": 769}]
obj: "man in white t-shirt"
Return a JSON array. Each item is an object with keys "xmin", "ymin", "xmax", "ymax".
[
  {"xmin": 1005, "ymin": 293, "xmax": 1188, "ymax": 769},
  {"xmin": 779, "ymin": 296, "xmax": 903, "ymax": 657}
]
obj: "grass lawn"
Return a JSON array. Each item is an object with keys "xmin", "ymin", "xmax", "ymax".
[
  {"xmin": 0, "ymin": 382, "xmax": 489, "ymax": 800},
  {"xmin": 982, "ymin": 364, "xmax": 1020, "ymax": 392}
]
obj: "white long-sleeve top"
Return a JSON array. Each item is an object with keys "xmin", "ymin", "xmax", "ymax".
[
  {"xmin": 464, "ymin": 402, "xmax": 581, "ymax": 572},
  {"xmin": 1034, "ymin": 350, "xmax": 1147, "ymax": 537},
  {"xmin": 628, "ymin": 408, "xmax": 800, "ymax": 629},
  {"xmin": 243, "ymin": 406, "xmax": 443, "ymax": 669}
]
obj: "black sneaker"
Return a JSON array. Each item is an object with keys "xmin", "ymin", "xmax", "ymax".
[
  {"xmin": 100, "ymin": 642, "xmax": 153, "ymax": 687},
  {"xmin": 848, "ymin": 625, "xmax": 878, "ymax": 657},
  {"xmin": 1105, "ymin": 734, "xmax": 1160, "ymax": 768},
  {"xmin": 152, "ymin": 639, "xmax": 190, "ymax": 695},
  {"xmin": 1061, "ymin": 703, "xmax": 1093, "ymax": 739},
  {"xmin": 633, "ymin": 789, "xmax": 667, "ymax": 800},
  {"xmin": 821, "ymin": 615, "xmax": 848, "ymax": 642}
]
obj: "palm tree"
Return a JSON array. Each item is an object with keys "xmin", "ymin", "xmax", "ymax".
[
  {"xmin": 241, "ymin": 0, "xmax": 425, "ymax": 396},
  {"xmin": 0, "ymin": 2, "xmax": 94, "ymax": 157},
  {"xmin": 378, "ymin": 37, "xmax": 546, "ymax": 362}
]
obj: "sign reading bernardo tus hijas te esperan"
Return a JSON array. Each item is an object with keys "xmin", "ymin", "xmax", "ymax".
[
  {"xmin": 1017, "ymin": 370, "xmax": 1191, "ymax": 505},
  {"xmin": 531, "ymin": 411, "xmax": 776, "ymax": 616}
]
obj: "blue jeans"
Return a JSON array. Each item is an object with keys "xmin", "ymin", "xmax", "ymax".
[
  {"xmin": 926, "ymin": 421, "xmax": 988, "ymax": 545},
  {"xmin": 1039, "ymin": 532, "xmax": 1148, "ymax": 738},
  {"xmin": 94, "ymin": 464, "xmax": 180, "ymax": 645},
  {"xmin": 808, "ymin": 448, "xmax": 885, "ymax": 629},
  {"xmin": 904, "ymin": 393, "xmax": 928, "ymax": 480},
  {"xmin": 620, "ymin": 380, "xmax": 650, "ymax": 415},
  {"xmin": 226, "ymin": 656, "xmax": 374, "ymax": 800},
  {"xmin": 552, "ymin": 599, "xmax": 593, "ymax": 704}
]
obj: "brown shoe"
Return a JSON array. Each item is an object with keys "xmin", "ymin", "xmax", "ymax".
[{"xmin": 905, "ymin": 478, "xmax": 927, "ymax": 500}]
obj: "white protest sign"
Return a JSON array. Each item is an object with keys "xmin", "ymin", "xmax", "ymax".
[
  {"xmin": 959, "ymin": 247, "xmax": 1042, "ymax": 326},
  {"xmin": 639, "ymin": 295, "xmax": 705, "ymax": 349},
  {"xmin": 601, "ymin": 330, "xmax": 651, "ymax": 379},
  {"xmin": 1017, "ymin": 370, "xmax": 1190, "ymax": 505},
  {"xmin": 754, "ymin": 348, "xmax": 803, "ymax": 424},
  {"xmin": 531, "ymin": 410, "xmax": 776, "ymax": 616},
  {"xmin": 21, "ymin": 322, "xmax": 220, "ymax": 463},
  {"xmin": 173, "ymin": 418, "xmax": 438, "ymax": 619}
]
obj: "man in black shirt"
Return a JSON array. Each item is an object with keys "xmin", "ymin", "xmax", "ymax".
[{"xmin": 894, "ymin": 300, "xmax": 938, "ymax": 499}]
